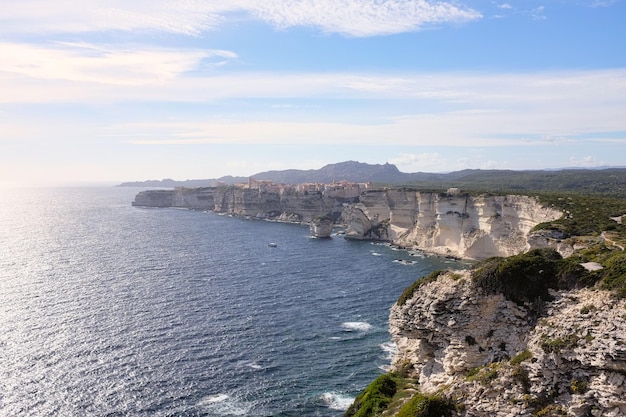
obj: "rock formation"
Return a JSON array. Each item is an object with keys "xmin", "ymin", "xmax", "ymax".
[
  {"xmin": 345, "ymin": 191, "xmax": 562, "ymax": 259},
  {"xmin": 389, "ymin": 270, "xmax": 626, "ymax": 417},
  {"xmin": 310, "ymin": 215, "xmax": 334, "ymax": 238},
  {"xmin": 132, "ymin": 188, "xmax": 562, "ymax": 258}
]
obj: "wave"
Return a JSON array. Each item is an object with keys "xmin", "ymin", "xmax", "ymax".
[
  {"xmin": 341, "ymin": 321, "xmax": 373, "ymax": 332},
  {"xmin": 196, "ymin": 394, "xmax": 249, "ymax": 415},
  {"xmin": 320, "ymin": 392, "xmax": 354, "ymax": 411},
  {"xmin": 379, "ymin": 341, "xmax": 398, "ymax": 360}
]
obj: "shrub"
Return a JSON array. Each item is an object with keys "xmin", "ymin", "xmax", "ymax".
[
  {"xmin": 344, "ymin": 374, "xmax": 397, "ymax": 417},
  {"xmin": 395, "ymin": 393, "xmax": 454, "ymax": 417},
  {"xmin": 599, "ymin": 252, "xmax": 626, "ymax": 298},
  {"xmin": 570, "ymin": 379, "xmax": 588, "ymax": 394},
  {"xmin": 471, "ymin": 248, "xmax": 562, "ymax": 305}
]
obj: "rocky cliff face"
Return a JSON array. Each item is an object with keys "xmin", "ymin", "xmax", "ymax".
[
  {"xmin": 350, "ymin": 191, "xmax": 562, "ymax": 260},
  {"xmin": 132, "ymin": 187, "xmax": 349, "ymax": 222},
  {"xmin": 389, "ymin": 271, "xmax": 626, "ymax": 417},
  {"xmin": 133, "ymin": 188, "xmax": 561, "ymax": 257}
]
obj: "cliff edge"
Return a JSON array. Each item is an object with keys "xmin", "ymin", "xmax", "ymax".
[
  {"xmin": 346, "ymin": 248, "xmax": 626, "ymax": 417},
  {"xmin": 132, "ymin": 187, "xmax": 564, "ymax": 259}
]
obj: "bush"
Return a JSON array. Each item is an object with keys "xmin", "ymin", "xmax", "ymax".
[
  {"xmin": 395, "ymin": 393, "xmax": 454, "ymax": 417},
  {"xmin": 344, "ymin": 374, "xmax": 397, "ymax": 417},
  {"xmin": 599, "ymin": 252, "xmax": 626, "ymax": 298},
  {"xmin": 471, "ymin": 248, "xmax": 562, "ymax": 305}
]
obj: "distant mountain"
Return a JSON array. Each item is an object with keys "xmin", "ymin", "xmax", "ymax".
[
  {"xmin": 118, "ymin": 161, "xmax": 626, "ymax": 197},
  {"xmin": 251, "ymin": 161, "xmax": 411, "ymax": 184}
]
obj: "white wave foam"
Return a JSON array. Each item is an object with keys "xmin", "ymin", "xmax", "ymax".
[
  {"xmin": 379, "ymin": 341, "xmax": 398, "ymax": 359},
  {"xmin": 197, "ymin": 394, "xmax": 249, "ymax": 415},
  {"xmin": 320, "ymin": 392, "xmax": 354, "ymax": 411},
  {"xmin": 341, "ymin": 322, "xmax": 373, "ymax": 332},
  {"xmin": 370, "ymin": 251, "xmax": 382, "ymax": 256}
]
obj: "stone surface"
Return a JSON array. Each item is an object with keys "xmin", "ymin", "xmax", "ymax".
[
  {"xmin": 310, "ymin": 215, "xmax": 334, "ymax": 238},
  {"xmin": 389, "ymin": 271, "xmax": 626, "ymax": 416}
]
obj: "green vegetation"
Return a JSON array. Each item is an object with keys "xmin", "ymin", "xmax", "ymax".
[
  {"xmin": 395, "ymin": 393, "xmax": 454, "ymax": 417},
  {"xmin": 397, "ymin": 270, "xmax": 445, "ymax": 306},
  {"xmin": 344, "ymin": 374, "xmax": 397, "ymax": 417},
  {"xmin": 539, "ymin": 332, "xmax": 584, "ymax": 353},
  {"xmin": 510, "ymin": 350, "xmax": 533, "ymax": 366},
  {"xmin": 402, "ymin": 169, "xmax": 626, "ymax": 199},
  {"xmin": 471, "ymin": 246, "xmax": 626, "ymax": 303},
  {"xmin": 598, "ymin": 252, "xmax": 626, "ymax": 298},
  {"xmin": 534, "ymin": 193, "xmax": 626, "ymax": 243},
  {"xmin": 343, "ymin": 372, "xmax": 457, "ymax": 417},
  {"xmin": 471, "ymin": 248, "xmax": 564, "ymax": 305},
  {"xmin": 465, "ymin": 362, "xmax": 501, "ymax": 385},
  {"xmin": 569, "ymin": 379, "xmax": 588, "ymax": 395},
  {"xmin": 534, "ymin": 404, "xmax": 567, "ymax": 417}
]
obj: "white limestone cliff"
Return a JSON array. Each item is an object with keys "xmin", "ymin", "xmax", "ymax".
[
  {"xmin": 133, "ymin": 188, "xmax": 563, "ymax": 257},
  {"xmin": 389, "ymin": 271, "xmax": 626, "ymax": 417},
  {"xmin": 350, "ymin": 191, "xmax": 562, "ymax": 260}
]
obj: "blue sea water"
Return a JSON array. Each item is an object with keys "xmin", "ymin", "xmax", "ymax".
[{"xmin": 0, "ymin": 187, "xmax": 465, "ymax": 417}]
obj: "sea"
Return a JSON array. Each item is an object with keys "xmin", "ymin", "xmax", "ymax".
[{"xmin": 0, "ymin": 187, "xmax": 466, "ymax": 417}]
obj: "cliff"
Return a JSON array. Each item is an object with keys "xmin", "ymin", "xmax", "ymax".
[
  {"xmin": 132, "ymin": 188, "xmax": 562, "ymax": 258},
  {"xmin": 388, "ymin": 268, "xmax": 626, "ymax": 417},
  {"xmin": 132, "ymin": 187, "xmax": 350, "ymax": 223},
  {"xmin": 343, "ymin": 191, "xmax": 562, "ymax": 260}
]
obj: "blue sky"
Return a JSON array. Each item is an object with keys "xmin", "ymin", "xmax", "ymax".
[{"xmin": 1, "ymin": 0, "xmax": 625, "ymax": 185}]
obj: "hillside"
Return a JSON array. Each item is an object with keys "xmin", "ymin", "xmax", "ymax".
[{"xmin": 119, "ymin": 161, "xmax": 626, "ymax": 198}]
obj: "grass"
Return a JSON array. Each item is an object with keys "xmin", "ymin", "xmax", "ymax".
[
  {"xmin": 344, "ymin": 374, "xmax": 397, "ymax": 417},
  {"xmin": 395, "ymin": 392, "xmax": 454, "ymax": 417}
]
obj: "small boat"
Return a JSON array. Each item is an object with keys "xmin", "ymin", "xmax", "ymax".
[{"xmin": 268, "ymin": 242, "xmax": 277, "ymax": 248}]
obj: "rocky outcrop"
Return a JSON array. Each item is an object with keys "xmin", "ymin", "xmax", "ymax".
[
  {"xmin": 389, "ymin": 271, "xmax": 626, "ymax": 416},
  {"xmin": 342, "ymin": 204, "xmax": 390, "ymax": 241},
  {"xmin": 310, "ymin": 215, "xmax": 334, "ymax": 238}
]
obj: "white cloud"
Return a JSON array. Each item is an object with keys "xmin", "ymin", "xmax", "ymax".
[
  {"xmin": 0, "ymin": 42, "xmax": 235, "ymax": 85},
  {"xmin": 246, "ymin": 0, "xmax": 481, "ymax": 36},
  {"xmin": 497, "ymin": 3, "xmax": 513, "ymax": 9},
  {"xmin": 0, "ymin": 0, "xmax": 481, "ymax": 38},
  {"xmin": 388, "ymin": 152, "xmax": 448, "ymax": 172},
  {"xmin": 569, "ymin": 156, "xmax": 603, "ymax": 167},
  {"xmin": 529, "ymin": 6, "xmax": 547, "ymax": 20},
  {"xmin": 1, "ymin": 47, "xmax": 625, "ymax": 151}
]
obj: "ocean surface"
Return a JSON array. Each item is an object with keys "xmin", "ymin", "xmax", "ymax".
[{"xmin": 0, "ymin": 187, "xmax": 466, "ymax": 417}]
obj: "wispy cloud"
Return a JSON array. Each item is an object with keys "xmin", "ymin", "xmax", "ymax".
[
  {"xmin": 590, "ymin": 0, "xmax": 618, "ymax": 7},
  {"xmin": 0, "ymin": 42, "xmax": 235, "ymax": 85},
  {"xmin": 0, "ymin": 0, "xmax": 481, "ymax": 38},
  {"xmin": 529, "ymin": 5, "xmax": 547, "ymax": 20},
  {"xmin": 246, "ymin": 0, "xmax": 482, "ymax": 36}
]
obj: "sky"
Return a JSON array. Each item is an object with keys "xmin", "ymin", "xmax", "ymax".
[{"xmin": 1, "ymin": 0, "xmax": 625, "ymax": 186}]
